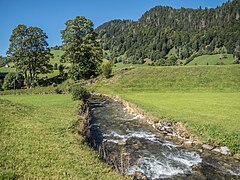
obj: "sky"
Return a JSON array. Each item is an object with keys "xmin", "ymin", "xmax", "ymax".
[{"xmin": 0, "ymin": 0, "xmax": 229, "ymax": 56}]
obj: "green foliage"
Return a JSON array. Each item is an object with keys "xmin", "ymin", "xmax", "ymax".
[
  {"xmin": 58, "ymin": 64, "xmax": 65, "ymax": 77},
  {"xmin": 0, "ymin": 56, "xmax": 12, "ymax": 67},
  {"xmin": 233, "ymin": 45, "xmax": 240, "ymax": 61},
  {"xmin": 7, "ymin": 24, "xmax": 53, "ymax": 85},
  {"xmin": 70, "ymin": 85, "xmax": 90, "ymax": 102},
  {"xmin": 0, "ymin": 79, "xmax": 3, "ymax": 91},
  {"xmin": 233, "ymin": 59, "xmax": 240, "ymax": 64},
  {"xmin": 3, "ymin": 72, "xmax": 24, "ymax": 90},
  {"xmin": 95, "ymin": 0, "xmax": 240, "ymax": 64},
  {"xmin": 165, "ymin": 55, "xmax": 177, "ymax": 66},
  {"xmin": 61, "ymin": 16, "xmax": 103, "ymax": 80},
  {"xmin": 102, "ymin": 60, "xmax": 112, "ymax": 78},
  {"xmin": 53, "ymin": 63, "xmax": 58, "ymax": 70}
]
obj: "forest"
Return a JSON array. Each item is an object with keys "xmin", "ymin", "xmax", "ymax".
[{"xmin": 96, "ymin": 0, "xmax": 240, "ymax": 65}]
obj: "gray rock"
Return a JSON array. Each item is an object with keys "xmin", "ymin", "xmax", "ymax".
[
  {"xmin": 202, "ymin": 144, "xmax": 214, "ymax": 150},
  {"xmin": 184, "ymin": 140, "xmax": 193, "ymax": 147},
  {"xmin": 165, "ymin": 127, "xmax": 173, "ymax": 134},
  {"xmin": 220, "ymin": 146, "xmax": 230, "ymax": 155},
  {"xmin": 212, "ymin": 148, "xmax": 221, "ymax": 153}
]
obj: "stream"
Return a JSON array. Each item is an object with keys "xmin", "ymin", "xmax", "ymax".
[{"xmin": 88, "ymin": 96, "xmax": 240, "ymax": 179}]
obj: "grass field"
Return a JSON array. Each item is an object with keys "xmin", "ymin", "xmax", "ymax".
[
  {"xmin": 100, "ymin": 65, "xmax": 240, "ymax": 93},
  {"xmin": 50, "ymin": 49, "xmax": 71, "ymax": 67},
  {"xmin": 50, "ymin": 49, "xmax": 64, "ymax": 64},
  {"xmin": 187, "ymin": 54, "xmax": 234, "ymax": 66},
  {"xmin": 0, "ymin": 94, "xmax": 126, "ymax": 179},
  {"xmin": 0, "ymin": 67, "xmax": 16, "ymax": 73},
  {"xmin": 112, "ymin": 62, "xmax": 146, "ymax": 70},
  {"xmin": 91, "ymin": 65, "xmax": 240, "ymax": 153}
]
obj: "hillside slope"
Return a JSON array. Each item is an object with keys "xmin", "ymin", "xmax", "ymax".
[
  {"xmin": 96, "ymin": 65, "xmax": 240, "ymax": 92},
  {"xmin": 96, "ymin": 0, "xmax": 240, "ymax": 64},
  {"xmin": 186, "ymin": 54, "xmax": 234, "ymax": 65}
]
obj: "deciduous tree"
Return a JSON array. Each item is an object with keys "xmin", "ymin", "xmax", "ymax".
[
  {"xmin": 61, "ymin": 16, "xmax": 103, "ymax": 80},
  {"xmin": 7, "ymin": 25, "xmax": 52, "ymax": 86}
]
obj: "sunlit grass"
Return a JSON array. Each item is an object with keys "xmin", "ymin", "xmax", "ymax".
[
  {"xmin": 0, "ymin": 67, "xmax": 16, "ymax": 73},
  {"xmin": 187, "ymin": 54, "xmax": 234, "ymax": 65},
  {"xmin": 0, "ymin": 94, "xmax": 127, "ymax": 179}
]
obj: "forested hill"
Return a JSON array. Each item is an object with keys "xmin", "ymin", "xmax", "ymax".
[{"xmin": 95, "ymin": 0, "xmax": 240, "ymax": 65}]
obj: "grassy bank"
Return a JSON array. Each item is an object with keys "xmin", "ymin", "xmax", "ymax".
[
  {"xmin": 91, "ymin": 65, "xmax": 240, "ymax": 153},
  {"xmin": 0, "ymin": 94, "xmax": 126, "ymax": 179},
  {"xmin": 97, "ymin": 65, "xmax": 240, "ymax": 93}
]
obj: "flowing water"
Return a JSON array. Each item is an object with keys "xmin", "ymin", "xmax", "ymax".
[{"xmin": 88, "ymin": 96, "xmax": 240, "ymax": 179}]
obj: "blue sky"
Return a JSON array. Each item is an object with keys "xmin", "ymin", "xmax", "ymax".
[{"xmin": 0, "ymin": 0, "xmax": 228, "ymax": 56}]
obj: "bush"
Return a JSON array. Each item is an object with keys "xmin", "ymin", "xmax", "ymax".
[
  {"xmin": 0, "ymin": 79, "xmax": 3, "ymax": 91},
  {"xmin": 102, "ymin": 60, "xmax": 112, "ymax": 78},
  {"xmin": 233, "ymin": 59, "xmax": 240, "ymax": 64},
  {"xmin": 70, "ymin": 85, "xmax": 90, "ymax": 102},
  {"xmin": 54, "ymin": 87, "xmax": 63, "ymax": 94},
  {"xmin": 52, "ymin": 83, "xmax": 57, "ymax": 87},
  {"xmin": 3, "ymin": 72, "xmax": 24, "ymax": 90},
  {"xmin": 58, "ymin": 64, "xmax": 65, "ymax": 77}
]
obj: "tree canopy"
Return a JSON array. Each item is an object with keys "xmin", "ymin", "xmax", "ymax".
[
  {"xmin": 7, "ymin": 24, "xmax": 52, "ymax": 86},
  {"xmin": 61, "ymin": 16, "xmax": 103, "ymax": 80}
]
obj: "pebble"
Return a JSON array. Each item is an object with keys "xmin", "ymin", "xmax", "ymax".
[
  {"xmin": 184, "ymin": 140, "xmax": 193, "ymax": 147},
  {"xmin": 134, "ymin": 171, "xmax": 148, "ymax": 180},
  {"xmin": 220, "ymin": 146, "xmax": 230, "ymax": 155},
  {"xmin": 202, "ymin": 144, "xmax": 214, "ymax": 150},
  {"xmin": 118, "ymin": 141, "xmax": 126, "ymax": 146},
  {"xmin": 212, "ymin": 148, "xmax": 221, "ymax": 153}
]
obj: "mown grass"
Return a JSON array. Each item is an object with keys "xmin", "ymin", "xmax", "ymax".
[
  {"xmin": 187, "ymin": 54, "xmax": 234, "ymax": 65},
  {"xmin": 90, "ymin": 65, "xmax": 240, "ymax": 153},
  {"xmin": 0, "ymin": 94, "xmax": 127, "ymax": 179}
]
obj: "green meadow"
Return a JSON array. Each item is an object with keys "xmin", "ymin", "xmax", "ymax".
[
  {"xmin": 91, "ymin": 65, "xmax": 240, "ymax": 153},
  {"xmin": 0, "ymin": 50, "xmax": 68, "ymax": 78},
  {"xmin": 0, "ymin": 94, "xmax": 127, "ymax": 179},
  {"xmin": 187, "ymin": 54, "xmax": 234, "ymax": 66},
  {"xmin": 50, "ymin": 49, "xmax": 64, "ymax": 64}
]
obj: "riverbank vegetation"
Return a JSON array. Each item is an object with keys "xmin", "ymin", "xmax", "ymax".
[
  {"xmin": 90, "ymin": 65, "xmax": 240, "ymax": 154},
  {"xmin": 0, "ymin": 94, "xmax": 126, "ymax": 179}
]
